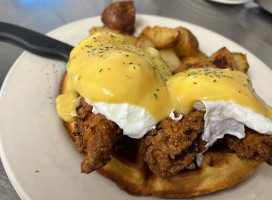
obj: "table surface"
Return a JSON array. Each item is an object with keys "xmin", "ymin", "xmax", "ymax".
[{"xmin": 0, "ymin": 0, "xmax": 272, "ymax": 199}]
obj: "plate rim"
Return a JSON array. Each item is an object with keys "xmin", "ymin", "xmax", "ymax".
[
  {"xmin": 0, "ymin": 14, "xmax": 271, "ymax": 200},
  {"xmin": 207, "ymin": 0, "xmax": 250, "ymax": 5}
]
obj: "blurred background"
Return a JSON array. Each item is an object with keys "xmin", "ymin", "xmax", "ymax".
[{"xmin": 0, "ymin": 0, "xmax": 272, "ymax": 199}]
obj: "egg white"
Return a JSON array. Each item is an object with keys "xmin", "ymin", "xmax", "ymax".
[
  {"xmin": 85, "ymin": 98, "xmax": 156, "ymax": 139},
  {"xmin": 195, "ymin": 100, "xmax": 272, "ymax": 166}
]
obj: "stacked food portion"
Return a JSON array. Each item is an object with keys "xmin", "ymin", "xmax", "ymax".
[{"xmin": 56, "ymin": 1, "xmax": 272, "ymax": 198}]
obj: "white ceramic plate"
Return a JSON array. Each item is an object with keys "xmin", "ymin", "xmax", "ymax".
[
  {"xmin": 1, "ymin": 15, "xmax": 272, "ymax": 200},
  {"xmin": 207, "ymin": 0, "xmax": 250, "ymax": 4}
]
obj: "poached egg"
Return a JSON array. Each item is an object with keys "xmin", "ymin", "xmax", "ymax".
[
  {"xmin": 56, "ymin": 31, "xmax": 172, "ymax": 138},
  {"xmin": 167, "ymin": 68, "xmax": 272, "ymax": 165}
]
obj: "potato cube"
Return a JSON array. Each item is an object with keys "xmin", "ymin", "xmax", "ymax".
[
  {"xmin": 142, "ymin": 26, "xmax": 178, "ymax": 49},
  {"xmin": 231, "ymin": 53, "xmax": 249, "ymax": 73},
  {"xmin": 159, "ymin": 48, "xmax": 181, "ymax": 71},
  {"xmin": 180, "ymin": 51, "xmax": 208, "ymax": 64},
  {"xmin": 173, "ymin": 27, "xmax": 199, "ymax": 57},
  {"xmin": 136, "ymin": 35, "xmax": 155, "ymax": 50}
]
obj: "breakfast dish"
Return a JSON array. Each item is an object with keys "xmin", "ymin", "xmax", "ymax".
[
  {"xmin": 55, "ymin": 2, "xmax": 272, "ymax": 198},
  {"xmin": 56, "ymin": 31, "xmax": 271, "ymax": 197},
  {"xmin": 1, "ymin": 13, "xmax": 272, "ymax": 200}
]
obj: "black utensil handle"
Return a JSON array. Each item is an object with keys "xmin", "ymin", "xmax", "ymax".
[{"xmin": 0, "ymin": 22, "xmax": 74, "ymax": 62}]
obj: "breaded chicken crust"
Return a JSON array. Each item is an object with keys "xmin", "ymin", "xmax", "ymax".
[
  {"xmin": 73, "ymin": 98, "xmax": 122, "ymax": 173},
  {"xmin": 144, "ymin": 111, "xmax": 206, "ymax": 178},
  {"xmin": 227, "ymin": 127, "xmax": 272, "ymax": 165},
  {"xmin": 73, "ymin": 98, "xmax": 270, "ymax": 177}
]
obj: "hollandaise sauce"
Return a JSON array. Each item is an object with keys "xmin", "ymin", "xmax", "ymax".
[
  {"xmin": 168, "ymin": 68, "xmax": 272, "ymax": 120},
  {"xmin": 57, "ymin": 31, "xmax": 172, "ymax": 126},
  {"xmin": 56, "ymin": 30, "xmax": 272, "ymax": 138}
]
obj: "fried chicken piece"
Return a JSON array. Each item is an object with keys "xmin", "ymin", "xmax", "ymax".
[
  {"xmin": 227, "ymin": 128, "xmax": 272, "ymax": 165},
  {"xmin": 144, "ymin": 111, "xmax": 206, "ymax": 178},
  {"xmin": 73, "ymin": 98, "xmax": 122, "ymax": 173}
]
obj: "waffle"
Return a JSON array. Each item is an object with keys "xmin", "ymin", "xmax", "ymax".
[{"xmin": 60, "ymin": 72, "xmax": 261, "ymax": 198}]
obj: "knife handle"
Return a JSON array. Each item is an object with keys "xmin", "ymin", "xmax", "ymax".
[{"xmin": 0, "ymin": 22, "xmax": 73, "ymax": 62}]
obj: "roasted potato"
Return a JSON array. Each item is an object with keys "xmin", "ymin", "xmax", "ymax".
[
  {"xmin": 175, "ymin": 47, "xmax": 249, "ymax": 74},
  {"xmin": 180, "ymin": 51, "xmax": 208, "ymax": 64},
  {"xmin": 159, "ymin": 48, "xmax": 181, "ymax": 71},
  {"xmin": 141, "ymin": 26, "xmax": 178, "ymax": 49},
  {"xmin": 174, "ymin": 61, "xmax": 217, "ymax": 74},
  {"xmin": 231, "ymin": 53, "xmax": 249, "ymax": 73},
  {"xmin": 207, "ymin": 47, "xmax": 249, "ymax": 73},
  {"xmin": 89, "ymin": 26, "xmax": 137, "ymax": 45},
  {"xmin": 173, "ymin": 27, "xmax": 199, "ymax": 57},
  {"xmin": 207, "ymin": 47, "xmax": 233, "ymax": 69},
  {"xmin": 102, "ymin": 1, "xmax": 135, "ymax": 34},
  {"xmin": 136, "ymin": 35, "xmax": 155, "ymax": 50}
]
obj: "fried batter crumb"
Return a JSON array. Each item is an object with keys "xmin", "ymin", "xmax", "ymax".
[
  {"xmin": 73, "ymin": 98, "xmax": 122, "ymax": 173},
  {"xmin": 144, "ymin": 110, "xmax": 206, "ymax": 178},
  {"xmin": 227, "ymin": 128, "xmax": 272, "ymax": 165}
]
